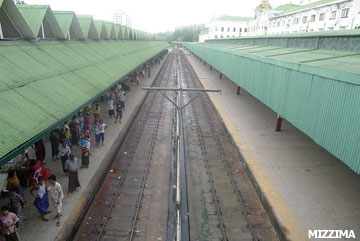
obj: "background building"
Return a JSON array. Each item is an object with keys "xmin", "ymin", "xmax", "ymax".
[
  {"xmin": 199, "ymin": 15, "xmax": 254, "ymax": 42},
  {"xmin": 113, "ymin": 9, "xmax": 131, "ymax": 27},
  {"xmin": 200, "ymin": 0, "xmax": 360, "ymax": 42}
]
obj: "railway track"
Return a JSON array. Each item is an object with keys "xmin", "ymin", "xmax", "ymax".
[
  {"xmin": 73, "ymin": 47, "xmax": 280, "ymax": 241},
  {"xmin": 179, "ymin": 50, "xmax": 279, "ymax": 241},
  {"xmin": 74, "ymin": 53, "xmax": 175, "ymax": 241}
]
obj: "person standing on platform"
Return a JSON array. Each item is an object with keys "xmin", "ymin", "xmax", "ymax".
[
  {"xmin": 84, "ymin": 111, "xmax": 92, "ymax": 135},
  {"xmin": 59, "ymin": 141, "xmax": 71, "ymax": 174},
  {"xmin": 77, "ymin": 112, "xmax": 84, "ymax": 136},
  {"xmin": 99, "ymin": 119, "xmax": 106, "ymax": 146},
  {"xmin": 69, "ymin": 116, "xmax": 79, "ymax": 146},
  {"xmin": 50, "ymin": 131, "xmax": 59, "ymax": 161},
  {"xmin": 115, "ymin": 103, "xmax": 123, "ymax": 124},
  {"xmin": 80, "ymin": 137, "xmax": 90, "ymax": 168},
  {"xmin": 94, "ymin": 104, "xmax": 101, "ymax": 122},
  {"xmin": 30, "ymin": 176, "xmax": 50, "ymax": 222},
  {"xmin": 0, "ymin": 205, "xmax": 19, "ymax": 241},
  {"xmin": 119, "ymin": 90, "xmax": 126, "ymax": 111},
  {"xmin": 33, "ymin": 139, "xmax": 46, "ymax": 163},
  {"xmin": 65, "ymin": 153, "xmax": 80, "ymax": 194},
  {"xmin": 108, "ymin": 94, "xmax": 115, "ymax": 118},
  {"xmin": 48, "ymin": 175, "xmax": 64, "ymax": 226},
  {"xmin": 9, "ymin": 188, "xmax": 27, "ymax": 228},
  {"xmin": 94, "ymin": 121, "xmax": 101, "ymax": 148}
]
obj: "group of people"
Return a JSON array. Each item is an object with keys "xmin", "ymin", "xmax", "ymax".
[
  {"xmin": 1, "ymin": 174, "xmax": 63, "ymax": 241},
  {"xmin": 0, "ymin": 82, "xmax": 132, "ymax": 241},
  {"xmin": 108, "ymin": 84, "xmax": 127, "ymax": 124}
]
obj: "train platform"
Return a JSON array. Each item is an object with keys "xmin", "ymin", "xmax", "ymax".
[
  {"xmin": 184, "ymin": 49, "xmax": 360, "ymax": 241},
  {"xmin": 1, "ymin": 58, "xmax": 166, "ymax": 241}
]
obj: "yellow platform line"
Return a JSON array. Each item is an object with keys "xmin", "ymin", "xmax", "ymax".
[{"xmin": 190, "ymin": 57, "xmax": 309, "ymax": 241}]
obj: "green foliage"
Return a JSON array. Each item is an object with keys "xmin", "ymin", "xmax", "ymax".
[{"xmin": 156, "ymin": 24, "xmax": 206, "ymax": 43}]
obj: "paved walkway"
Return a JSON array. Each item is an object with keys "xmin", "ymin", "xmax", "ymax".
[
  {"xmin": 0, "ymin": 59, "xmax": 165, "ymax": 241},
  {"xmin": 185, "ymin": 50, "xmax": 360, "ymax": 241}
]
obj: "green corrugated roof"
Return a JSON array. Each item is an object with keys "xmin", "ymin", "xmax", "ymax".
[
  {"xmin": 77, "ymin": 16, "xmax": 99, "ymax": 40},
  {"xmin": 16, "ymin": 5, "xmax": 47, "ymax": 35},
  {"xmin": 53, "ymin": 11, "xmax": 85, "ymax": 40},
  {"xmin": 93, "ymin": 20, "xmax": 108, "ymax": 40},
  {"xmin": 0, "ymin": 40, "xmax": 169, "ymax": 163},
  {"xmin": 184, "ymin": 41, "xmax": 360, "ymax": 174},
  {"xmin": 276, "ymin": 0, "xmax": 337, "ymax": 15},
  {"xmin": 16, "ymin": 5, "xmax": 64, "ymax": 39},
  {"xmin": 105, "ymin": 22, "xmax": 116, "ymax": 39},
  {"xmin": 217, "ymin": 15, "xmax": 254, "ymax": 22},
  {"xmin": 113, "ymin": 24, "xmax": 120, "ymax": 40},
  {"xmin": 0, "ymin": 0, "xmax": 34, "ymax": 38}
]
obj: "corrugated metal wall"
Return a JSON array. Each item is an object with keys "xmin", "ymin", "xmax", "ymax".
[{"xmin": 184, "ymin": 42, "xmax": 360, "ymax": 174}]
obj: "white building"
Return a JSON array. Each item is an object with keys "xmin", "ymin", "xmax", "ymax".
[
  {"xmin": 113, "ymin": 9, "xmax": 131, "ymax": 27},
  {"xmin": 200, "ymin": 0, "xmax": 360, "ymax": 41},
  {"xmin": 199, "ymin": 15, "xmax": 254, "ymax": 42}
]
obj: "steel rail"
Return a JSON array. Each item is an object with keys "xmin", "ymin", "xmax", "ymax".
[
  {"xmin": 95, "ymin": 54, "xmax": 173, "ymax": 241},
  {"xmin": 181, "ymin": 52, "xmax": 260, "ymax": 241},
  {"xmin": 129, "ymin": 88, "xmax": 166, "ymax": 240},
  {"xmin": 188, "ymin": 92, "xmax": 228, "ymax": 241}
]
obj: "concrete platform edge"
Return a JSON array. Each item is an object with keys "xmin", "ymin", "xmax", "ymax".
[
  {"xmin": 55, "ymin": 55, "xmax": 169, "ymax": 241},
  {"xmin": 185, "ymin": 52, "xmax": 309, "ymax": 241}
]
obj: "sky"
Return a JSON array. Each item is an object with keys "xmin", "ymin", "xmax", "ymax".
[{"xmin": 25, "ymin": 0, "xmax": 293, "ymax": 33}]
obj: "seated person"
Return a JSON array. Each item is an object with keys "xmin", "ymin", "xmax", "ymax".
[{"xmin": 7, "ymin": 170, "xmax": 25, "ymax": 200}]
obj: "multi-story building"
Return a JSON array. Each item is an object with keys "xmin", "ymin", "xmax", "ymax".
[
  {"xmin": 113, "ymin": 9, "xmax": 131, "ymax": 27},
  {"xmin": 199, "ymin": 15, "xmax": 254, "ymax": 42},
  {"xmin": 199, "ymin": 0, "xmax": 360, "ymax": 42}
]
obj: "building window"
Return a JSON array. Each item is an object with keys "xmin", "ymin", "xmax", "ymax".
[
  {"xmin": 226, "ymin": 35, "xmax": 229, "ymax": 38},
  {"xmin": 341, "ymin": 8, "xmax": 349, "ymax": 18},
  {"xmin": 220, "ymin": 35, "xmax": 223, "ymax": 38},
  {"xmin": 330, "ymin": 11, "xmax": 336, "ymax": 20},
  {"xmin": 215, "ymin": 27, "xmax": 218, "ymax": 31},
  {"xmin": 215, "ymin": 35, "xmax": 218, "ymax": 38},
  {"xmin": 221, "ymin": 27, "xmax": 224, "ymax": 32},
  {"xmin": 239, "ymin": 28, "xmax": 242, "ymax": 32},
  {"xmin": 319, "ymin": 13, "xmax": 325, "ymax": 21},
  {"xmin": 282, "ymin": 20, "xmax": 285, "ymax": 26},
  {"xmin": 227, "ymin": 27, "xmax": 230, "ymax": 32},
  {"xmin": 233, "ymin": 27, "xmax": 236, "ymax": 32},
  {"xmin": 277, "ymin": 21, "xmax": 280, "ymax": 27},
  {"xmin": 244, "ymin": 28, "xmax": 247, "ymax": 32},
  {"xmin": 310, "ymin": 15, "xmax": 316, "ymax": 22},
  {"xmin": 302, "ymin": 16, "xmax": 308, "ymax": 23},
  {"xmin": 293, "ymin": 18, "xmax": 299, "ymax": 24}
]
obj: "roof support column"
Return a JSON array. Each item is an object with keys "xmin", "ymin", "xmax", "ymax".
[
  {"xmin": 219, "ymin": 73, "xmax": 223, "ymax": 79},
  {"xmin": 237, "ymin": 86, "xmax": 241, "ymax": 95},
  {"xmin": 41, "ymin": 23, "xmax": 45, "ymax": 39},
  {"xmin": 0, "ymin": 22, "xmax": 3, "ymax": 39},
  {"xmin": 210, "ymin": 65, "xmax": 212, "ymax": 71},
  {"xmin": 276, "ymin": 114, "xmax": 283, "ymax": 132}
]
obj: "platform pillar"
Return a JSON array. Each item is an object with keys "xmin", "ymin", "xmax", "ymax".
[
  {"xmin": 210, "ymin": 66, "xmax": 212, "ymax": 71},
  {"xmin": 276, "ymin": 114, "xmax": 283, "ymax": 132},
  {"xmin": 237, "ymin": 86, "xmax": 241, "ymax": 95},
  {"xmin": 219, "ymin": 73, "xmax": 223, "ymax": 79}
]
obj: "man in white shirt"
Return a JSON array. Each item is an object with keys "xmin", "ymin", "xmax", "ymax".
[
  {"xmin": 108, "ymin": 94, "xmax": 115, "ymax": 118},
  {"xmin": 59, "ymin": 141, "xmax": 71, "ymax": 174},
  {"xmin": 119, "ymin": 90, "xmax": 126, "ymax": 111},
  {"xmin": 48, "ymin": 175, "xmax": 64, "ymax": 226}
]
